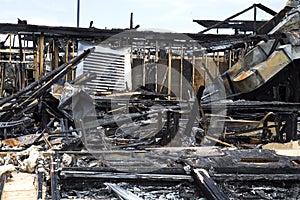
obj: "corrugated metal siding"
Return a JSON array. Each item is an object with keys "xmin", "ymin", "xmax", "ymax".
[{"xmin": 82, "ymin": 50, "xmax": 126, "ymax": 92}]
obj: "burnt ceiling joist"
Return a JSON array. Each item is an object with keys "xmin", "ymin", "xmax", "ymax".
[
  {"xmin": 193, "ymin": 20, "xmax": 268, "ymax": 32},
  {"xmin": 0, "ymin": 22, "xmax": 267, "ymax": 52},
  {"xmin": 0, "ymin": 23, "xmax": 125, "ymax": 39},
  {"xmin": 195, "ymin": 3, "xmax": 277, "ymax": 34}
]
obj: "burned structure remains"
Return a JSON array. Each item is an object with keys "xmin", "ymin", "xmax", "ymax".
[{"xmin": 0, "ymin": 2, "xmax": 299, "ymax": 200}]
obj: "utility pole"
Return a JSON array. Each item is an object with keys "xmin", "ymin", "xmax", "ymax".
[{"xmin": 77, "ymin": 0, "xmax": 80, "ymax": 27}]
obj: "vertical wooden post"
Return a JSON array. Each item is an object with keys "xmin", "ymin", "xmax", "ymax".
[
  {"xmin": 130, "ymin": 44, "xmax": 133, "ymax": 66},
  {"xmin": 18, "ymin": 34, "xmax": 26, "ymax": 89},
  {"xmin": 0, "ymin": 64, "xmax": 4, "ymax": 98},
  {"xmin": 155, "ymin": 41, "xmax": 158, "ymax": 93},
  {"xmin": 38, "ymin": 33, "xmax": 44, "ymax": 78},
  {"xmin": 168, "ymin": 46, "xmax": 172, "ymax": 100},
  {"xmin": 71, "ymin": 39, "xmax": 75, "ymax": 80},
  {"xmin": 180, "ymin": 45, "xmax": 183, "ymax": 100},
  {"xmin": 9, "ymin": 34, "xmax": 12, "ymax": 63},
  {"xmin": 192, "ymin": 45, "xmax": 195, "ymax": 97},
  {"xmin": 205, "ymin": 54, "xmax": 208, "ymax": 87},
  {"xmin": 143, "ymin": 41, "xmax": 146, "ymax": 86},
  {"xmin": 65, "ymin": 40, "xmax": 69, "ymax": 62},
  {"xmin": 53, "ymin": 40, "xmax": 59, "ymax": 69},
  {"xmin": 254, "ymin": 5, "xmax": 257, "ymax": 34},
  {"xmin": 65, "ymin": 40, "xmax": 69, "ymax": 81},
  {"xmin": 217, "ymin": 51, "xmax": 220, "ymax": 77},
  {"xmin": 34, "ymin": 49, "xmax": 38, "ymax": 80},
  {"xmin": 229, "ymin": 50, "xmax": 232, "ymax": 69}
]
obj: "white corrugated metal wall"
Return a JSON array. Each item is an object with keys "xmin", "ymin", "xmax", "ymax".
[{"xmin": 77, "ymin": 42, "xmax": 131, "ymax": 92}]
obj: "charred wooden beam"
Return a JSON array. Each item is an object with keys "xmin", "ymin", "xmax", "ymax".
[
  {"xmin": 199, "ymin": 3, "xmax": 276, "ymax": 34},
  {"xmin": 257, "ymin": 6, "xmax": 293, "ymax": 34},
  {"xmin": 193, "ymin": 20, "xmax": 267, "ymax": 32},
  {"xmin": 212, "ymin": 173, "xmax": 300, "ymax": 182},
  {"xmin": 0, "ymin": 22, "xmax": 264, "ymax": 52},
  {"xmin": 62, "ymin": 166, "xmax": 186, "ymax": 175},
  {"xmin": 60, "ymin": 170, "xmax": 193, "ymax": 182},
  {"xmin": 104, "ymin": 183, "xmax": 143, "ymax": 200},
  {"xmin": 0, "ymin": 23, "xmax": 125, "ymax": 39},
  {"xmin": 192, "ymin": 168, "xmax": 228, "ymax": 200},
  {"xmin": 0, "ymin": 173, "xmax": 6, "ymax": 200}
]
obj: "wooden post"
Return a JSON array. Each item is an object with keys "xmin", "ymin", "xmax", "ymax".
[
  {"xmin": 53, "ymin": 40, "xmax": 59, "ymax": 69},
  {"xmin": 229, "ymin": 50, "xmax": 232, "ymax": 69},
  {"xmin": 180, "ymin": 45, "xmax": 183, "ymax": 100},
  {"xmin": 143, "ymin": 41, "xmax": 146, "ymax": 86},
  {"xmin": 9, "ymin": 34, "xmax": 12, "ymax": 63},
  {"xmin": 65, "ymin": 40, "xmax": 69, "ymax": 81},
  {"xmin": 155, "ymin": 41, "xmax": 158, "ymax": 93},
  {"xmin": 205, "ymin": 54, "xmax": 208, "ymax": 87},
  {"xmin": 72, "ymin": 39, "xmax": 75, "ymax": 80},
  {"xmin": 18, "ymin": 34, "xmax": 26, "ymax": 89},
  {"xmin": 38, "ymin": 34, "xmax": 44, "ymax": 78},
  {"xmin": 0, "ymin": 64, "xmax": 4, "ymax": 98},
  {"xmin": 217, "ymin": 51, "xmax": 220, "ymax": 77},
  {"xmin": 130, "ymin": 44, "xmax": 133, "ymax": 66},
  {"xmin": 192, "ymin": 45, "xmax": 195, "ymax": 97},
  {"xmin": 65, "ymin": 40, "xmax": 69, "ymax": 62},
  {"xmin": 34, "ymin": 49, "xmax": 38, "ymax": 80},
  {"xmin": 168, "ymin": 46, "xmax": 172, "ymax": 100},
  {"xmin": 254, "ymin": 5, "xmax": 257, "ymax": 34}
]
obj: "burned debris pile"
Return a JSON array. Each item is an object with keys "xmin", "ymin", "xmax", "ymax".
[
  {"xmin": 0, "ymin": 2, "xmax": 300, "ymax": 200},
  {"xmin": 0, "ymin": 49, "xmax": 92, "ymax": 149}
]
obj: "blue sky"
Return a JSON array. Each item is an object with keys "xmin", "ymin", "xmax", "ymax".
[{"xmin": 0, "ymin": 0, "xmax": 285, "ymax": 33}]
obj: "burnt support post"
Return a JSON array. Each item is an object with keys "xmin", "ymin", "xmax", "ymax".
[
  {"xmin": 37, "ymin": 170, "xmax": 44, "ymax": 200},
  {"xmin": 253, "ymin": 4, "xmax": 257, "ymax": 34},
  {"xmin": 0, "ymin": 173, "xmax": 6, "ymax": 200},
  {"xmin": 168, "ymin": 47, "xmax": 172, "ymax": 100},
  {"xmin": 161, "ymin": 110, "xmax": 180, "ymax": 145},
  {"xmin": 275, "ymin": 111, "xmax": 298, "ymax": 142},
  {"xmin": 285, "ymin": 111, "xmax": 298, "ymax": 142},
  {"xmin": 38, "ymin": 33, "xmax": 44, "ymax": 79},
  {"xmin": 53, "ymin": 40, "xmax": 59, "ymax": 69},
  {"xmin": 130, "ymin": 12, "xmax": 133, "ymax": 29},
  {"xmin": 18, "ymin": 34, "xmax": 25, "ymax": 89},
  {"xmin": 50, "ymin": 152, "xmax": 60, "ymax": 200}
]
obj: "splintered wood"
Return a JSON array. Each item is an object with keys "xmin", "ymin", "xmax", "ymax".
[{"xmin": 2, "ymin": 172, "xmax": 37, "ymax": 200}]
